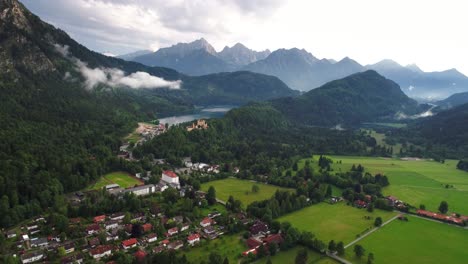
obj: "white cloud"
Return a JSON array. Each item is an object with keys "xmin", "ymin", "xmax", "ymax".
[{"xmin": 54, "ymin": 44, "xmax": 181, "ymax": 90}]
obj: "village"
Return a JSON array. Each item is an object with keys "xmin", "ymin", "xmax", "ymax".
[{"xmin": 3, "ymin": 166, "xmax": 290, "ymax": 264}]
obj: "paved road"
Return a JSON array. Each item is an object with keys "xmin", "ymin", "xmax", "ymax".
[
  {"xmin": 326, "ymin": 252, "xmax": 353, "ymax": 264},
  {"xmin": 345, "ymin": 214, "xmax": 400, "ymax": 249},
  {"xmin": 216, "ymin": 198, "xmax": 226, "ymax": 205}
]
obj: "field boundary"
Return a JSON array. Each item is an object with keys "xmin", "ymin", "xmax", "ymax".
[{"xmin": 345, "ymin": 214, "xmax": 399, "ymax": 249}]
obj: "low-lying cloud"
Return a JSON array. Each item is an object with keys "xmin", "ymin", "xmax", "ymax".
[{"xmin": 55, "ymin": 44, "xmax": 181, "ymax": 90}]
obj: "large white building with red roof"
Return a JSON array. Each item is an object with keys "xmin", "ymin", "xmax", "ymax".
[{"xmin": 162, "ymin": 170, "xmax": 179, "ymax": 185}]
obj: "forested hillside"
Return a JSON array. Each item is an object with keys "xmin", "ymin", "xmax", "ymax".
[
  {"xmin": 135, "ymin": 103, "xmax": 372, "ymax": 174},
  {"xmin": 389, "ymin": 103, "xmax": 468, "ymax": 159},
  {"xmin": 271, "ymin": 70, "xmax": 422, "ymax": 127},
  {"xmin": 0, "ymin": 0, "xmax": 296, "ymax": 227}
]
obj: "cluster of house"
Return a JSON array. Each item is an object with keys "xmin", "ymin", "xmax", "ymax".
[
  {"xmin": 353, "ymin": 195, "xmax": 373, "ymax": 208},
  {"xmin": 4, "ymin": 217, "xmax": 82, "ymax": 264},
  {"xmin": 385, "ymin": 196, "xmax": 408, "ymax": 210},
  {"xmin": 183, "ymin": 158, "xmax": 221, "ymax": 174},
  {"xmin": 118, "ymin": 123, "xmax": 166, "ymax": 160},
  {"xmin": 139, "ymin": 123, "xmax": 166, "ymax": 141},
  {"xmin": 6, "ymin": 201, "xmax": 247, "ymax": 264},
  {"xmin": 106, "ymin": 170, "xmax": 181, "ymax": 197},
  {"xmin": 416, "ymin": 210, "xmax": 468, "ymax": 226},
  {"xmin": 352, "ymin": 195, "xmax": 409, "ymax": 211},
  {"xmin": 242, "ymin": 220, "xmax": 283, "ymax": 256},
  {"xmin": 186, "ymin": 119, "xmax": 208, "ymax": 132}
]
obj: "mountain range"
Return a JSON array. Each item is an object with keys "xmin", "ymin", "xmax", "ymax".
[
  {"xmin": 124, "ymin": 39, "xmax": 468, "ymax": 99},
  {"xmin": 130, "ymin": 38, "xmax": 271, "ymax": 76}
]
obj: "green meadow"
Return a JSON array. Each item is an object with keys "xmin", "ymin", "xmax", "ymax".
[
  {"xmin": 201, "ymin": 178, "xmax": 293, "ymax": 207},
  {"xmin": 86, "ymin": 171, "xmax": 143, "ymax": 190},
  {"xmin": 328, "ymin": 156, "xmax": 468, "ymax": 214},
  {"xmin": 277, "ymin": 203, "xmax": 397, "ymax": 244},
  {"xmin": 255, "ymin": 247, "xmax": 338, "ymax": 264},
  {"xmin": 182, "ymin": 234, "xmax": 246, "ymax": 263},
  {"xmin": 345, "ymin": 216, "xmax": 468, "ymax": 264}
]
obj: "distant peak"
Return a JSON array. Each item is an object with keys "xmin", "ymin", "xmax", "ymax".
[
  {"xmin": 405, "ymin": 63, "xmax": 423, "ymax": 73},
  {"xmin": 338, "ymin": 56, "xmax": 357, "ymax": 63},
  {"xmin": 369, "ymin": 59, "xmax": 403, "ymax": 69},
  {"xmin": 232, "ymin": 42, "xmax": 247, "ymax": 49}
]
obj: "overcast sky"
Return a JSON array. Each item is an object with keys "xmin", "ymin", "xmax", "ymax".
[{"xmin": 22, "ymin": 0, "xmax": 468, "ymax": 75}]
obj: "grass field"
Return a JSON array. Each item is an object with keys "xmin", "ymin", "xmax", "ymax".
[
  {"xmin": 182, "ymin": 234, "xmax": 246, "ymax": 263},
  {"xmin": 255, "ymin": 247, "xmax": 338, "ymax": 264},
  {"xmin": 86, "ymin": 171, "xmax": 143, "ymax": 190},
  {"xmin": 278, "ymin": 203, "xmax": 397, "ymax": 244},
  {"xmin": 201, "ymin": 178, "xmax": 293, "ymax": 207},
  {"xmin": 327, "ymin": 156, "xmax": 468, "ymax": 214},
  {"xmin": 363, "ymin": 129, "xmax": 403, "ymax": 155},
  {"xmin": 345, "ymin": 216, "xmax": 468, "ymax": 264},
  {"xmin": 362, "ymin": 122, "xmax": 407, "ymax": 129}
]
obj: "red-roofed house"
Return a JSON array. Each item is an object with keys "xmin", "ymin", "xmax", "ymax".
[
  {"xmin": 142, "ymin": 223, "xmax": 152, "ymax": 233},
  {"xmin": 246, "ymin": 237, "xmax": 262, "ymax": 249},
  {"xmin": 167, "ymin": 227, "xmax": 179, "ymax": 236},
  {"xmin": 94, "ymin": 215, "xmax": 106, "ymax": 223},
  {"xmin": 86, "ymin": 224, "xmax": 101, "ymax": 235},
  {"xmin": 134, "ymin": 250, "xmax": 147, "ymax": 262},
  {"xmin": 242, "ymin": 248, "xmax": 257, "ymax": 256},
  {"xmin": 354, "ymin": 200, "xmax": 368, "ymax": 208},
  {"xmin": 263, "ymin": 234, "xmax": 283, "ymax": 246},
  {"xmin": 187, "ymin": 233, "xmax": 200, "ymax": 246},
  {"xmin": 162, "ymin": 171, "xmax": 179, "ymax": 185},
  {"xmin": 161, "ymin": 239, "xmax": 170, "ymax": 246},
  {"xmin": 89, "ymin": 245, "xmax": 113, "ymax": 259},
  {"xmin": 200, "ymin": 217, "xmax": 213, "ymax": 227},
  {"xmin": 153, "ymin": 245, "xmax": 165, "ymax": 254},
  {"xmin": 122, "ymin": 238, "xmax": 138, "ymax": 250}
]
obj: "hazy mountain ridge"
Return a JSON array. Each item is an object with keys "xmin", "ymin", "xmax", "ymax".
[
  {"xmin": 434, "ymin": 91, "xmax": 468, "ymax": 109},
  {"xmin": 116, "ymin": 50, "xmax": 152, "ymax": 61},
  {"xmin": 128, "ymin": 38, "xmax": 468, "ymax": 98}
]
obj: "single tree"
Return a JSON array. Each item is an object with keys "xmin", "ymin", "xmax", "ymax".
[
  {"xmin": 209, "ymin": 252, "xmax": 223, "ymax": 264},
  {"xmin": 206, "ymin": 186, "xmax": 216, "ymax": 205},
  {"xmin": 419, "ymin": 204, "xmax": 426, "ymax": 210},
  {"xmin": 439, "ymin": 201, "xmax": 448, "ymax": 214},
  {"xmin": 326, "ymin": 185, "xmax": 333, "ymax": 197},
  {"xmin": 223, "ymin": 257, "xmax": 229, "ymax": 264},
  {"xmin": 336, "ymin": 241, "xmax": 345, "ymax": 256},
  {"xmin": 374, "ymin": 217, "xmax": 382, "ymax": 227},
  {"xmin": 367, "ymin": 203, "xmax": 374, "ymax": 212},
  {"xmin": 354, "ymin": 244, "xmax": 365, "ymax": 258},
  {"xmin": 295, "ymin": 248, "xmax": 308, "ymax": 264},
  {"xmin": 269, "ymin": 242, "xmax": 278, "ymax": 256},
  {"xmin": 367, "ymin": 252, "xmax": 375, "ymax": 264},
  {"xmin": 328, "ymin": 240, "xmax": 336, "ymax": 252},
  {"xmin": 252, "ymin": 184, "xmax": 260, "ymax": 193}
]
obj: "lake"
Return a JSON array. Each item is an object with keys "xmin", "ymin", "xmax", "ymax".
[{"xmin": 159, "ymin": 106, "xmax": 236, "ymax": 126}]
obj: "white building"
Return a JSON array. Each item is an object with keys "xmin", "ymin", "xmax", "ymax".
[
  {"xmin": 89, "ymin": 245, "xmax": 113, "ymax": 259},
  {"xmin": 123, "ymin": 184, "xmax": 155, "ymax": 196},
  {"xmin": 187, "ymin": 234, "xmax": 200, "ymax": 246},
  {"xmin": 21, "ymin": 251, "xmax": 44, "ymax": 264},
  {"xmin": 162, "ymin": 170, "xmax": 179, "ymax": 185}
]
